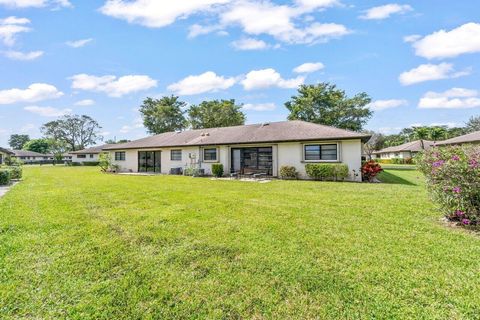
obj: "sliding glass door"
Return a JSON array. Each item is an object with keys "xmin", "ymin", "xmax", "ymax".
[
  {"xmin": 138, "ymin": 151, "xmax": 161, "ymax": 173},
  {"xmin": 231, "ymin": 147, "xmax": 273, "ymax": 175}
]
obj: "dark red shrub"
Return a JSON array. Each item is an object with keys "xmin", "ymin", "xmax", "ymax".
[{"xmin": 361, "ymin": 161, "xmax": 383, "ymax": 182}]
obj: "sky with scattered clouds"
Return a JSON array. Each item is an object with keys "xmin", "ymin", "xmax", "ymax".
[{"xmin": 0, "ymin": 0, "xmax": 479, "ymax": 145}]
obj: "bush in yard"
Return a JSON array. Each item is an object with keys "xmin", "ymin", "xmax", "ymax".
[
  {"xmin": 333, "ymin": 164, "xmax": 349, "ymax": 181},
  {"xmin": 361, "ymin": 161, "xmax": 383, "ymax": 182},
  {"xmin": 279, "ymin": 166, "xmax": 298, "ymax": 179},
  {"xmin": 417, "ymin": 145, "xmax": 480, "ymax": 228},
  {"xmin": 99, "ymin": 153, "xmax": 112, "ymax": 173},
  {"xmin": 305, "ymin": 164, "xmax": 339, "ymax": 180},
  {"xmin": 6, "ymin": 166, "xmax": 22, "ymax": 180},
  {"xmin": 391, "ymin": 158, "xmax": 404, "ymax": 164},
  {"xmin": 211, "ymin": 163, "xmax": 224, "ymax": 177},
  {"xmin": 82, "ymin": 161, "xmax": 100, "ymax": 166},
  {"xmin": 0, "ymin": 169, "xmax": 11, "ymax": 185}
]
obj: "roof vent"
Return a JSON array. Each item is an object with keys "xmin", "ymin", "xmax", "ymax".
[{"xmin": 261, "ymin": 122, "xmax": 270, "ymax": 127}]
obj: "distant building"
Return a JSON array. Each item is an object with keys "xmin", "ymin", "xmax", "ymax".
[
  {"xmin": 374, "ymin": 140, "xmax": 435, "ymax": 160},
  {"xmin": 69, "ymin": 144, "xmax": 114, "ymax": 163},
  {"xmin": 11, "ymin": 150, "xmax": 54, "ymax": 163}
]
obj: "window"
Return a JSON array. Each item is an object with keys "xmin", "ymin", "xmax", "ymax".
[
  {"xmin": 171, "ymin": 149, "xmax": 182, "ymax": 161},
  {"xmin": 77, "ymin": 154, "xmax": 86, "ymax": 159},
  {"xmin": 203, "ymin": 148, "xmax": 217, "ymax": 161},
  {"xmin": 90, "ymin": 154, "xmax": 94, "ymax": 158},
  {"xmin": 115, "ymin": 152, "xmax": 126, "ymax": 161},
  {"xmin": 304, "ymin": 144, "xmax": 338, "ymax": 161}
]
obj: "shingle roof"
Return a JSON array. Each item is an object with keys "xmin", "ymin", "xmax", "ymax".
[
  {"xmin": 12, "ymin": 150, "xmax": 48, "ymax": 157},
  {"xmin": 70, "ymin": 144, "xmax": 116, "ymax": 154},
  {"xmin": 0, "ymin": 147, "xmax": 14, "ymax": 155},
  {"xmin": 436, "ymin": 131, "xmax": 480, "ymax": 145},
  {"xmin": 374, "ymin": 140, "xmax": 435, "ymax": 154},
  {"xmin": 104, "ymin": 121, "xmax": 371, "ymax": 150}
]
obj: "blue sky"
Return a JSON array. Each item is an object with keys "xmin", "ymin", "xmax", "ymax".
[{"xmin": 0, "ymin": 0, "xmax": 479, "ymax": 146}]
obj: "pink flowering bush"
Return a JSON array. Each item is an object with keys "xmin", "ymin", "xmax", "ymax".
[{"xmin": 417, "ymin": 145, "xmax": 480, "ymax": 228}]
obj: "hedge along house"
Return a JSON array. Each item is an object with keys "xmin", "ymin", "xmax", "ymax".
[
  {"xmin": 69, "ymin": 144, "xmax": 115, "ymax": 164},
  {"xmin": 0, "ymin": 147, "xmax": 14, "ymax": 165},
  {"xmin": 373, "ymin": 140, "xmax": 435, "ymax": 160},
  {"xmin": 435, "ymin": 131, "xmax": 480, "ymax": 146},
  {"xmin": 104, "ymin": 121, "xmax": 370, "ymax": 182}
]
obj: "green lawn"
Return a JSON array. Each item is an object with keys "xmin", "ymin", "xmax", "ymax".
[{"xmin": 1, "ymin": 167, "xmax": 479, "ymax": 319}]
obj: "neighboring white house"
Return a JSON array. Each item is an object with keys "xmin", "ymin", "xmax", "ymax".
[
  {"xmin": 436, "ymin": 131, "xmax": 480, "ymax": 146},
  {"xmin": 0, "ymin": 147, "xmax": 14, "ymax": 165},
  {"xmin": 11, "ymin": 150, "xmax": 54, "ymax": 163},
  {"xmin": 69, "ymin": 144, "xmax": 114, "ymax": 163},
  {"xmin": 374, "ymin": 140, "xmax": 435, "ymax": 160},
  {"xmin": 103, "ymin": 121, "xmax": 370, "ymax": 182}
]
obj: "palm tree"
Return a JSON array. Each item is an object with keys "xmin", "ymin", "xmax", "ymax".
[
  {"xmin": 413, "ymin": 127, "xmax": 430, "ymax": 149},
  {"xmin": 429, "ymin": 126, "xmax": 447, "ymax": 143}
]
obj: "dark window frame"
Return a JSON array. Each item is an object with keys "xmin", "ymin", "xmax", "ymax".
[
  {"xmin": 115, "ymin": 151, "xmax": 126, "ymax": 161},
  {"xmin": 303, "ymin": 143, "xmax": 338, "ymax": 162},
  {"xmin": 170, "ymin": 149, "xmax": 182, "ymax": 161},
  {"xmin": 77, "ymin": 154, "xmax": 87, "ymax": 159},
  {"xmin": 203, "ymin": 148, "xmax": 217, "ymax": 161}
]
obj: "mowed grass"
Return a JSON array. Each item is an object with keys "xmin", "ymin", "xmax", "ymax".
[{"xmin": 1, "ymin": 167, "xmax": 479, "ymax": 319}]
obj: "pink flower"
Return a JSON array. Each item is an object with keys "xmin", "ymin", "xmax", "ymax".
[
  {"xmin": 452, "ymin": 155, "xmax": 460, "ymax": 161},
  {"xmin": 452, "ymin": 186, "xmax": 461, "ymax": 193},
  {"xmin": 455, "ymin": 210, "xmax": 465, "ymax": 217},
  {"xmin": 462, "ymin": 219, "xmax": 471, "ymax": 225}
]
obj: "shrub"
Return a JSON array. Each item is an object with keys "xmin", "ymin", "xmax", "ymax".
[
  {"xmin": 70, "ymin": 162, "xmax": 82, "ymax": 166},
  {"xmin": 0, "ymin": 169, "xmax": 10, "ymax": 185},
  {"xmin": 417, "ymin": 145, "xmax": 480, "ymax": 227},
  {"xmin": 333, "ymin": 164, "xmax": 349, "ymax": 181},
  {"xmin": 212, "ymin": 163, "xmax": 224, "ymax": 177},
  {"xmin": 82, "ymin": 161, "xmax": 100, "ymax": 166},
  {"xmin": 391, "ymin": 158, "xmax": 404, "ymax": 164},
  {"xmin": 361, "ymin": 161, "xmax": 383, "ymax": 182},
  {"xmin": 306, "ymin": 163, "xmax": 333, "ymax": 180},
  {"xmin": 377, "ymin": 159, "xmax": 392, "ymax": 164},
  {"xmin": 279, "ymin": 166, "xmax": 298, "ymax": 179},
  {"xmin": 6, "ymin": 166, "xmax": 22, "ymax": 180},
  {"xmin": 99, "ymin": 153, "xmax": 112, "ymax": 173}
]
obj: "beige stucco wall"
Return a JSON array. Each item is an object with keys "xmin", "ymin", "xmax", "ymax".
[
  {"xmin": 378, "ymin": 151, "xmax": 412, "ymax": 159},
  {"xmin": 108, "ymin": 139, "xmax": 363, "ymax": 181},
  {"xmin": 72, "ymin": 153, "xmax": 100, "ymax": 163}
]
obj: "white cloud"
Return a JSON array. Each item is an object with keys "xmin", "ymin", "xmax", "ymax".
[
  {"xmin": 231, "ymin": 38, "xmax": 270, "ymax": 50},
  {"xmin": 418, "ymin": 88, "xmax": 480, "ymax": 109},
  {"xmin": 0, "ymin": 16, "xmax": 31, "ymax": 46},
  {"xmin": 24, "ymin": 105, "xmax": 72, "ymax": 117},
  {"xmin": 398, "ymin": 63, "xmax": 470, "ymax": 86},
  {"xmin": 74, "ymin": 99, "xmax": 95, "ymax": 106},
  {"xmin": 241, "ymin": 68, "xmax": 304, "ymax": 90},
  {"xmin": 220, "ymin": 1, "xmax": 350, "ymax": 44},
  {"xmin": 100, "ymin": 0, "xmax": 230, "ymax": 28},
  {"xmin": 3, "ymin": 50, "xmax": 43, "ymax": 61},
  {"xmin": 411, "ymin": 23, "xmax": 480, "ymax": 59},
  {"xmin": 101, "ymin": 1, "xmax": 350, "ymax": 45},
  {"xmin": 70, "ymin": 74, "xmax": 157, "ymax": 97},
  {"xmin": 66, "ymin": 38, "xmax": 92, "ymax": 48},
  {"xmin": 359, "ymin": 3, "xmax": 412, "ymax": 20},
  {"xmin": 293, "ymin": 62, "xmax": 324, "ymax": 73},
  {"xmin": 0, "ymin": 83, "xmax": 63, "ymax": 104},
  {"xmin": 0, "ymin": 0, "xmax": 71, "ymax": 8},
  {"xmin": 167, "ymin": 71, "xmax": 236, "ymax": 95},
  {"xmin": 242, "ymin": 102, "xmax": 276, "ymax": 111},
  {"xmin": 367, "ymin": 99, "xmax": 408, "ymax": 111},
  {"xmin": 403, "ymin": 34, "xmax": 420, "ymax": 43}
]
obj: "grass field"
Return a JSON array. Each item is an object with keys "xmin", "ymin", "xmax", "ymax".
[{"xmin": 1, "ymin": 167, "xmax": 479, "ymax": 319}]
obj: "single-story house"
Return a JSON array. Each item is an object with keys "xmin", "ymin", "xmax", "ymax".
[
  {"xmin": 435, "ymin": 131, "xmax": 480, "ymax": 146},
  {"xmin": 70, "ymin": 144, "xmax": 114, "ymax": 163},
  {"xmin": 11, "ymin": 150, "xmax": 54, "ymax": 163},
  {"xmin": 0, "ymin": 147, "xmax": 14, "ymax": 165},
  {"xmin": 374, "ymin": 140, "xmax": 435, "ymax": 160},
  {"xmin": 104, "ymin": 120, "xmax": 370, "ymax": 182}
]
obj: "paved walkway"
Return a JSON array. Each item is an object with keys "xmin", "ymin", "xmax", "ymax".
[{"xmin": 0, "ymin": 181, "xmax": 18, "ymax": 199}]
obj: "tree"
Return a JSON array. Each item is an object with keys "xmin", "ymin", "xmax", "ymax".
[
  {"xmin": 466, "ymin": 115, "xmax": 480, "ymax": 133},
  {"xmin": 285, "ymin": 83, "xmax": 373, "ymax": 132},
  {"xmin": 47, "ymin": 139, "xmax": 69, "ymax": 163},
  {"xmin": 23, "ymin": 138, "xmax": 50, "ymax": 154},
  {"xmin": 105, "ymin": 139, "xmax": 131, "ymax": 144},
  {"xmin": 363, "ymin": 132, "xmax": 386, "ymax": 159},
  {"xmin": 413, "ymin": 127, "xmax": 430, "ymax": 149},
  {"xmin": 41, "ymin": 115, "xmax": 102, "ymax": 151},
  {"xmin": 429, "ymin": 126, "xmax": 447, "ymax": 142},
  {"xmin": 139, "ymin": 96, "xmax": 187, "ymax": 134},
  {"xmin": 8, "ymin": 134, "xmax": 30, "ymax": 150},
  {"xmin": 188, "ymin": 99, "xmax": 246, "ymax": 129}
]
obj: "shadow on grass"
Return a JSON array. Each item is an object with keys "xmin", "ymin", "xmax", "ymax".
[{"xmin": 378, "ymin": 170, "xmax": 418, "ymax": 186}]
